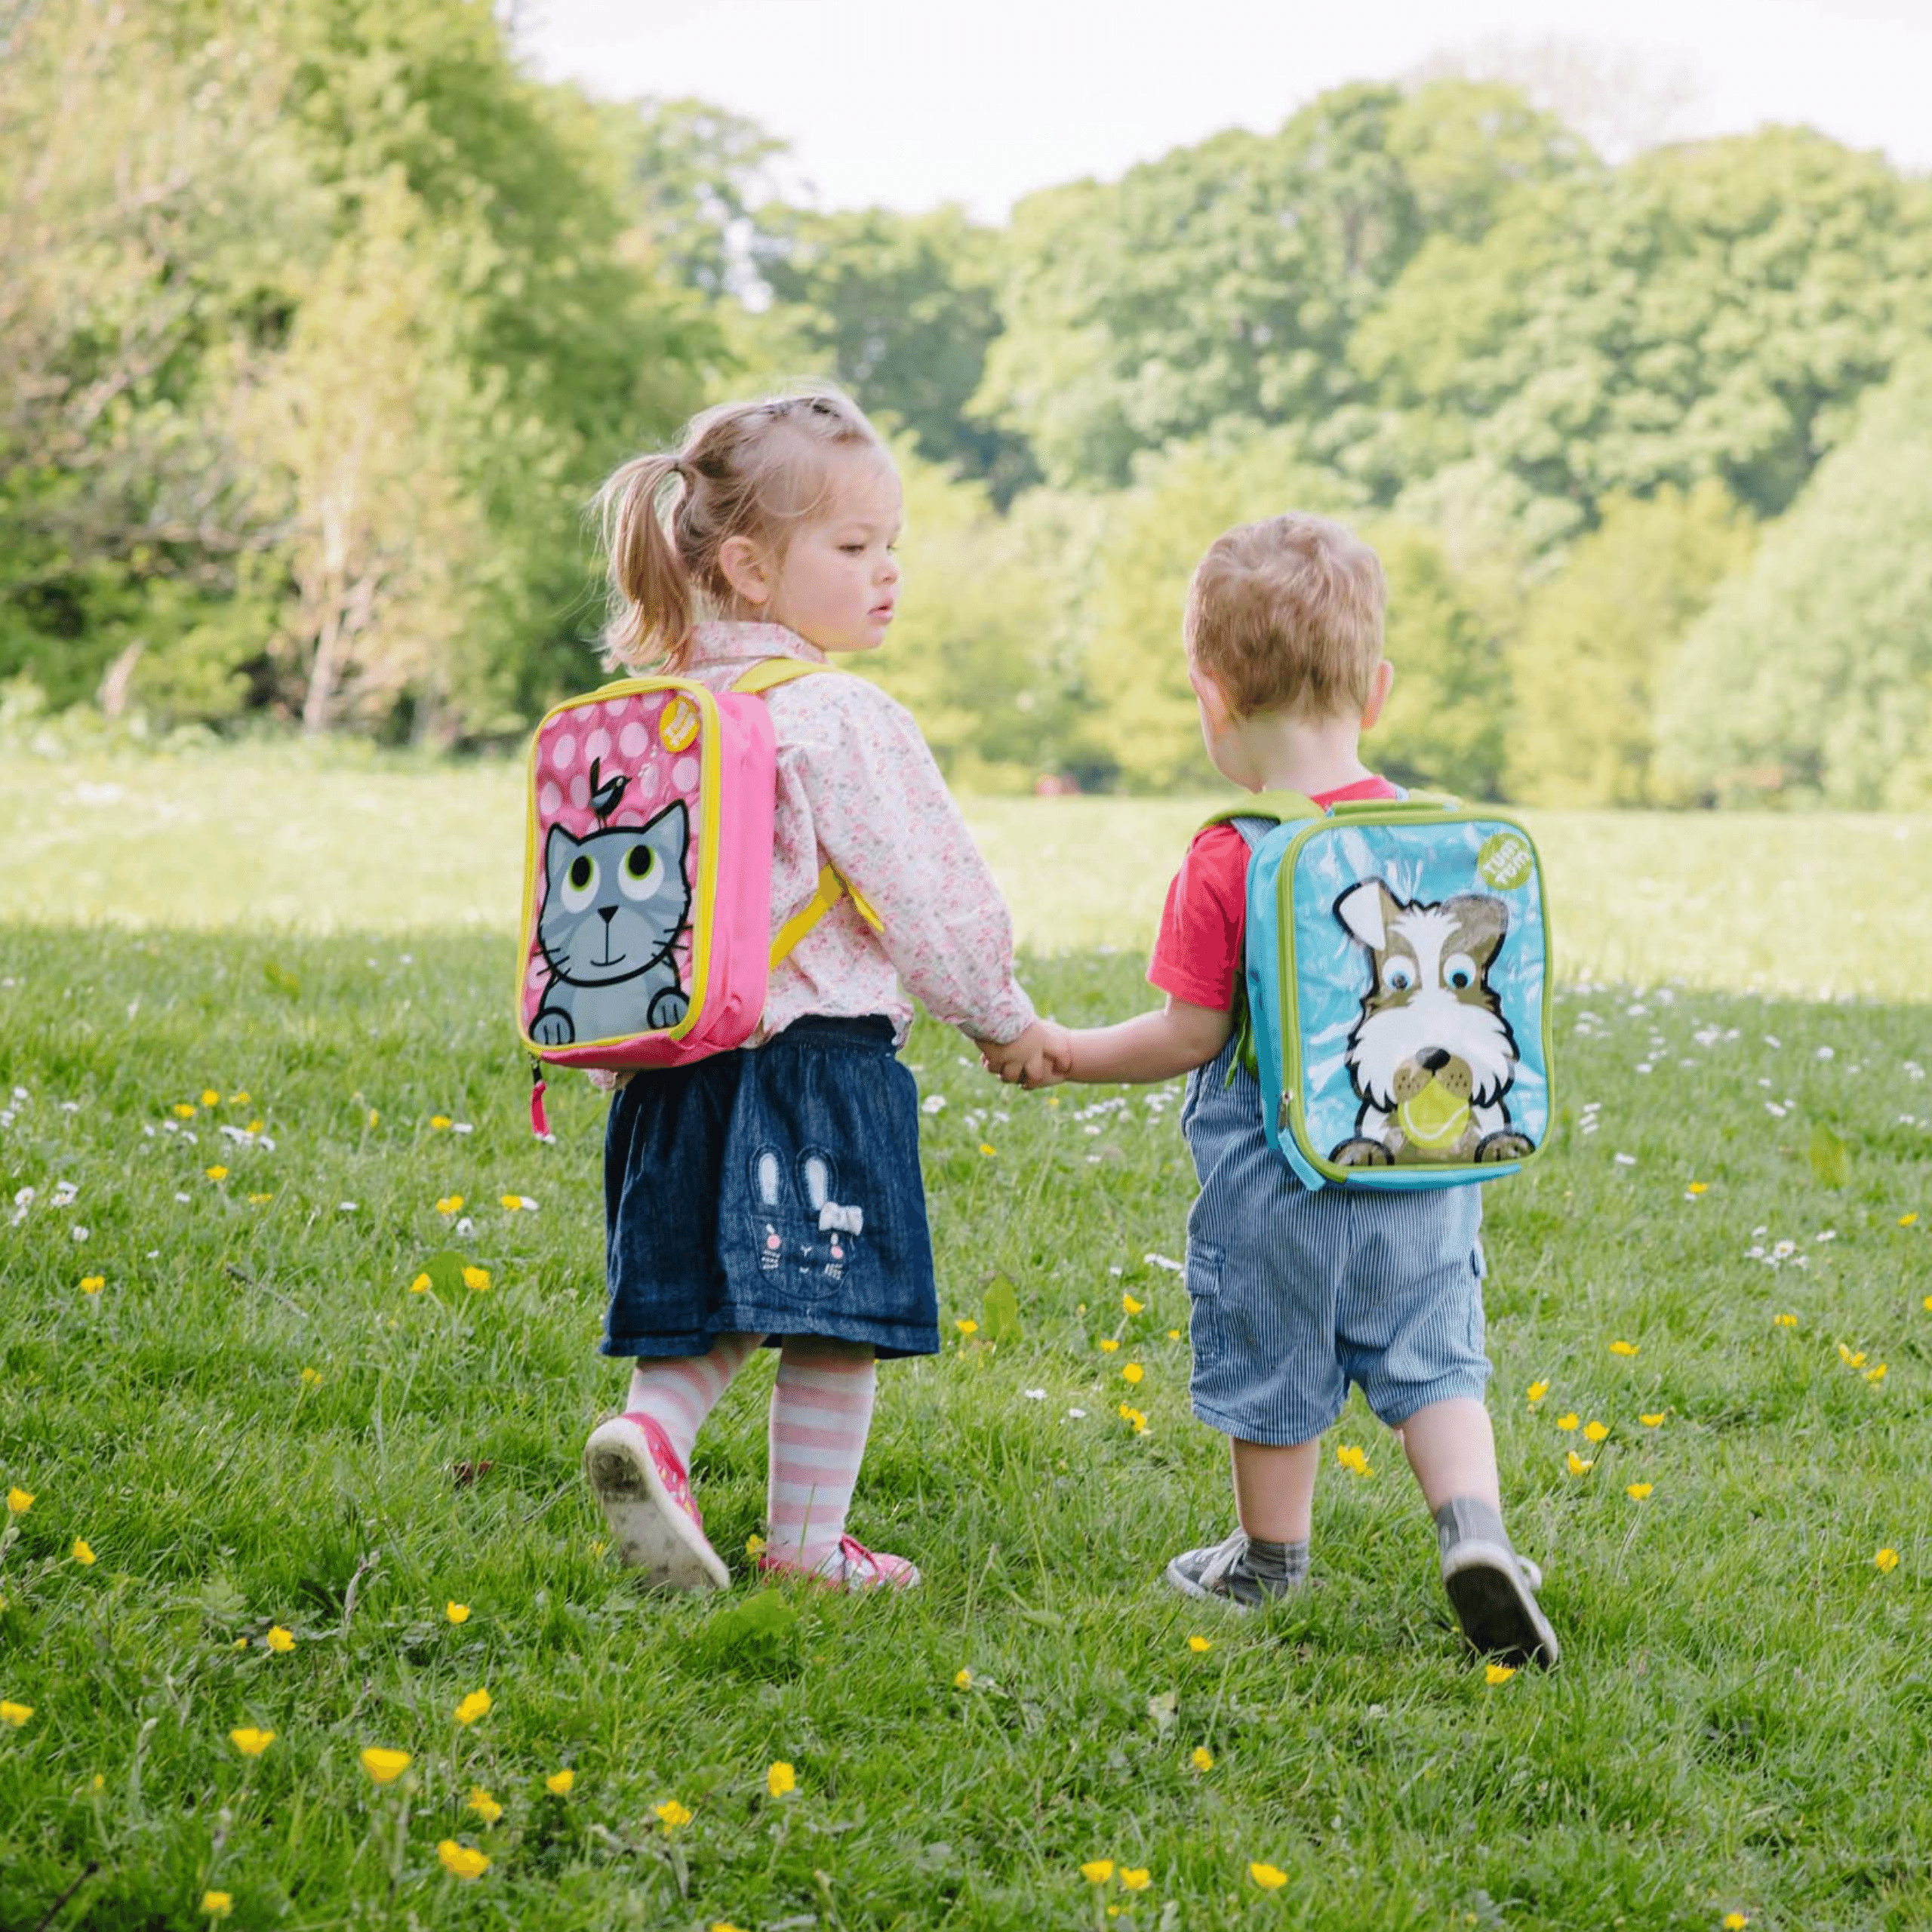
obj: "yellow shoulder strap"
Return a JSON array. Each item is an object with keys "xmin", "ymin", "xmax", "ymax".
[
  {"xmin": 731, "ymin": 657, "xmax": 836, "ymax": 697},
  {"xmin": 730, "ymin": 659, "xmax": 881, "ymax": 967}
]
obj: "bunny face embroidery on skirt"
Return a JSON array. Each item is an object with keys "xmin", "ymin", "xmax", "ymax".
[{"xmin": 749, "ymin": 1146, "xmax": 863, "ymax": 1300}]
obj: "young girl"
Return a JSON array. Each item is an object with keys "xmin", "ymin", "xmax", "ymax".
[{"xmin": 579, "ymin": 388, "xmax": 1059, "ymax": 1592}]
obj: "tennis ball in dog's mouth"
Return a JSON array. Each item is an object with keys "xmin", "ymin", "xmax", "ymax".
[{"xmin": 1398, "ymin": 1079, "xmax": 1471, "ymax": 1152}]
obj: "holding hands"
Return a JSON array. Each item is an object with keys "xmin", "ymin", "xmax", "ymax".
[{"xmin": 977, "ymin": 1018, "xmax": 1074, "ymax": 1090}]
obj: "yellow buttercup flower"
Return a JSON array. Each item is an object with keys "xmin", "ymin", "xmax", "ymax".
[
  {"xmin": 202, "ymin": 1894, "xmax": 232, "ymax": 1918},
  {"xmin": 438, "ymin": 1840, "xmax": 490, "ymax": 1880},
  {"xmin": 298, "ymin": 1367, "xmax": 321, "ymax": 1389},
  {"xmin": 1121, "ymin": 1363, "xmax": 1145, "ymax": 1385},
  {"xmin": 80, "ymin": 1275, "xmax": 104, "ymax": 1296},
  {"xmin": 468, "ymin": 1786, "xmax": 503, "ymax": 1824},
  {"xmin": 1626, "ymin": 1483, "xmax": 1654, "ymax": 1500},
  {"xmin": 1875, "ymin": 1547, "xmax": 1900, "ymax": 1574},
  {"xmin": 1250, "ymin": 1863, "xmax": 1288, "ymax": 1890},
  {"xmin": 1168, "ymin": 1327, "xmax": 1181, "ymax": 1340},
  {"xmin": 265, "ymin": 1626, "xmax": 294, "ymax": 1654},
  {"xmin": 1118, "ymin": 1404, "xmax": 1148, "ymax": 1432},
  {"xmin": 5, "ymin": 1488, "xmax": 31, "ymax": 1515},
  {"xmin": 435, "ymin": 1195, "xmax": 463, "ymax": 1215},
  {"xmin": 546, "ymin": 1769, "xmax": 575, "ymax": 1796},
  {"xmin": 409, "ymin": 1273, "xmax": 432, "ymax": 1294},
  {"xmin": 1191, "ymin": 1746, "xmax": 1214, "ymax": 1771},
  {"xmin": 955, "ymin": 1318, "xmax": 978, "ymax": 1336},
  {"xmin": 1080, "ymin": 1860, "xmax": 1115, "ymax": 1884},
  {"xmin": 1866, "ymin": 1363, "xmax": 1887, "ymax": 1385},
  {"xmin": 1187, "ymin": 1635, "xmax": 1213, "ymax": 1654},
  {"xmin": 1098, "ymin": 1337, "xmax": 1120, "ymax": 1353},
  {"xmin": 205, "ymin": 1165, "xmax": 229, "ymax": 1182},
  {"xmin": 462, "ymin": 1266, "xmax": 491, "ymax": 1292},
  {"xmin": 359, "ymin": 1746, "xmax": 411, "ymax": 1786},
  {"xmin": 200, "ymin": 1089, "xmax": 220, "ymax": 1108},
  {"xmin": 1525, "ymin": 1380, "xmax": 1549, "ymax": 1404},
  {"xmin": 1723, "ymin": 1916, "xmax": 1750, "ymax": 1930},
  {"xmin": 745, "ymin": 1533, "xmax": 766, "ymax": 1558},
  {"xmin": 1120, "ymin": 1868, "xmax": 1152, "ymax": 1890},
  {"xmin": 953, "ymin": 1668, "xmax": 973, "ymax": 1690},
  {"xmin": 1773, "ymin": 1312, "xmax": 1797, "ymax": 1327},
  {"xmin": 1566, "ymin": 1451, "xmax": 1594, "ymax": 1475},
  {"xmin": 1639, "ymin": 1413, "xmax": 1666, "ymax": 1427},
  {"xmin": 654, "ymin": 1798, "xmax": 691, "ymax": 1829},
  {"xmin": 431, "ymin": 1115, "xmax": 453, "ymax": 1130},
  {"xmin": 1, "ymin": 1702, "xmax": 34, "ymax": 1727},
  {"xmin": 767, "ymin": 1760, "xmax": 796, "ymax": 1798},
  {"xmin": 1335, "ymin": 1444, "xmax": 1371, "ymax": 1475},
  {"xmin": 1838, "ymin": 1344, "xmax": 1866, "ymax": 1367},
  {"xmin": 1121, "ymin": 1294, "xmax": 1144, "ymax": 1315},
  {"xmin": 1555, "ymin": 1413, "xmax": 1579, "ymax": 1432},
  {"xmin": 499, "ymin": 1194, "xmax": 523, "ymax": 1211},
  {"xmin": 247, "ymin": 1192, "xmax": 273, "ymax": 1205},
  {"xmin": 229, "ymin": 1727, "xmax": 275, "ymax": 1758},
  {"xmin": 1484, "ymin": 1663, "xmax": 1516, "ymax": 1684},
  {"xmin": 454, "ymin": 1688, "xmax": 491, "ymax": 1727},
  {"xmin": 978, "ymin": 1141, "xmax": 996, "ymax": 1157},
  {"xmin": 1685, "ymin": 1181, "xmax": 1709, "ymax": 1195},
  {"xmin": 1583, "ymin": 1420, "xmax": 1608, "ymax": 1443},
  {"xmin": 1608, "ymin": 1340, "xmax": 1638, "ymax": 1357},
  {"xmin": 447, "ymin": 1601, "xmax": 470, "ymax": 1623},
  {"xmin": 172, "ymin": 1103, "xmax": 197, "ymax": 1118},
  {"xmin": 229, "ymin": 1091, "xmax": 250, "ymax": 1105},
  {"xmin": 71, "ymin": 1539, "xmax": 96, "ymax": 1565},
  {"xmin": 1901, "ymin": 1211, "xmax": 1920, "ymax": 1226}
]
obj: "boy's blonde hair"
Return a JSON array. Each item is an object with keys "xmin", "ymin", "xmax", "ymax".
[
  {"xmin": 1183, "ymin": 513, "xmax": 1386, "ymax": 720},
  {"xmin": 596, "ymin": 386, "xmax": 887, "ymax": 673}
]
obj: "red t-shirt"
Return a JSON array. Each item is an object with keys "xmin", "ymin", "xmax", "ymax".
[{"xmin": 1147, "ymin": 778, "xmax": 1401, "ymax": 1011}]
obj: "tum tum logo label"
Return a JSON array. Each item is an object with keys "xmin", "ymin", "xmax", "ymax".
[{"xmin": 1476, "ymin": 832, "xmax": 1534, "ymax": 891}]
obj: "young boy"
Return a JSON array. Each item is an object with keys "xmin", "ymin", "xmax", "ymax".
[{"xmin": 1011, "ymin": 513, "xmax": 1556, "ymax": 1664}]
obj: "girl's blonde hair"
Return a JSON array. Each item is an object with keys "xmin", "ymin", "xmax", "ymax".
[{"xmin": 595, "ymin": 386, "xmax": 887, "ymax": 672}]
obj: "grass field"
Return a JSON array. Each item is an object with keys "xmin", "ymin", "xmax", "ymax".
[
  {"xmin": 4, "ymin": 736, "xmax": 1931, "ymax": 996},
  {"xmin": 2, "ymin": 742, "xmax": 1930, "ymax": 1929}
]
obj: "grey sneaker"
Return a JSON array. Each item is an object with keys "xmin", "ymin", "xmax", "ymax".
[
  {"xmin": 1440, "ymin": 1528, "xmax": 1558, "ymax": 1666},
  {"xmin": 1164, "ymin": 1528, "xmax": 1303, "ymax": 1611}
]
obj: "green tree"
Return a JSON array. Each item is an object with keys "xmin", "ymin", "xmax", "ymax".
[
  {"xmin": 1354, "ymin": 128, "xmax": 1932, "ymax": 542},
  {"xmin": 857, "ymin": 442, "xmax": 1068, "ymax": 788},
  {"xmin": 977, "ymin": 80, "xmax": 1580, "ymax": 492},
  {"xmin": 759, "ymin": 205, "xmax": 1032, "ymax": 494},
  {"xmin": 1654, "ymin": 355, "xmax": 1932, "ymax": 808},
  {"xmin": 1508, "ymin": 483, "xmax": 1756, "ymax": 805}
]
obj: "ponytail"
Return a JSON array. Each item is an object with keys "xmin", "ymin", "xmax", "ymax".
[{"xmin": 598, "ymin": 452, "xmax": 694, "ymax": 672}]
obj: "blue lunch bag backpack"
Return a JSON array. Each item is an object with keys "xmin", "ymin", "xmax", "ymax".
[{"xmin": 1213, "ymin": 789, "xmax": 1555, "ymax": 1191}]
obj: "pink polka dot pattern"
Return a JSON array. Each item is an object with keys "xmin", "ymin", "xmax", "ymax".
[{"xmin": 521, "ymin": 685, "xmax": 709, "ymax": 1027}]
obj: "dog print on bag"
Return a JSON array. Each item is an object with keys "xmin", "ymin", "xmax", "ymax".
[
  {"xmin": 530, "ymin": 800, "xmax": 692, "ymax": 1046},
  {"xmin": 1328, "ymin": 880, "xmax": 1534, "ymax": 1168}
]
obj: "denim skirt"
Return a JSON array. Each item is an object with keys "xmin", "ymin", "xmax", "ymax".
[{"xmin": 601, "ymin": 1015, "xmax": 939, "ymax": 1361}]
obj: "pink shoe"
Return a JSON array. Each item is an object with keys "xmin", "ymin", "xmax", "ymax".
[
  {"xmin": 758, "ymin": 1533, "xmax": 921, "ymax": 1593},
  {"xmin": 583, "ymin": 1412, "xmax": 728, "ymax": 1591}
]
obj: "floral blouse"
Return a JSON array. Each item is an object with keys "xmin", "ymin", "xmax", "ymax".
[{"xmin": 651, "ymin": 620, "xmax": 1035, "ymax": 1051}]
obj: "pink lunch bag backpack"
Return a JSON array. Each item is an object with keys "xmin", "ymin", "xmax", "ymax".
[{"xmin": 513, "ymin": 658, "xmax": 876, "ymax": 1134}]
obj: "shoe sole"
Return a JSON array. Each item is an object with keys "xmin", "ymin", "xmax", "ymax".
[
  {"xmin": 1442, "ymin": 1540, "xmax": 1559, "ymax": 1666},
  {"xmin": 583, "ymin": 1421, "xmax": 728, "ymax": 1592}
]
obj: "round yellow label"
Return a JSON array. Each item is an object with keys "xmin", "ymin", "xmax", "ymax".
[{"xmin": 659, "ymin": 697, "xmax": 700, "ymax": 753}]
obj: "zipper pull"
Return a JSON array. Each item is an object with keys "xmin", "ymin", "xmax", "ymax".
[{"xmin": 529, "ymin": 1057, "xmax": 552, "ymax": 1142}]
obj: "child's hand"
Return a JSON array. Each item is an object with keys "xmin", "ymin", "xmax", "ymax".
[{"xmin": 977, "ymin": 1020, "xmax": 1072, "ymax": 1090}]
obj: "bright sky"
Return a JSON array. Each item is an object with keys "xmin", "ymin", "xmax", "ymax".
[{"xmin": 515, "ymin": 0, "xmax": 1932, "ymax": 219}]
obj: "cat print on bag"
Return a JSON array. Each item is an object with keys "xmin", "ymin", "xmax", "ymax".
[{"xmin": 530, "ymin": 801, "xmax": 692, "ymax": 1046}]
